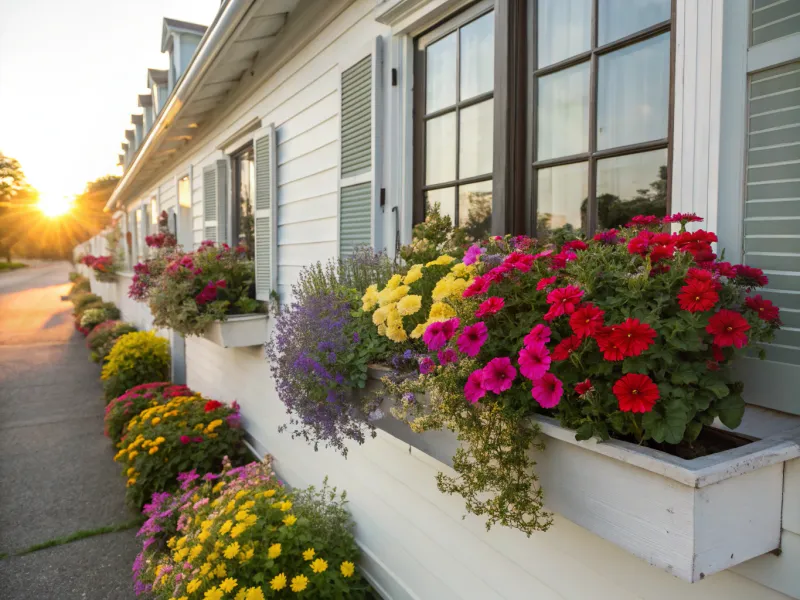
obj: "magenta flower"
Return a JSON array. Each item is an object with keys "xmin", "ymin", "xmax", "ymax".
[
  {"xmin": 437, "ymin": 348, "xmax": 458, "ymax": 365},
  {"xmin": 536, "ymin": 276, "xmax": 557, "ymax": 291},
  {"xmin": 518, "ymin": 345, "xmax": 551, "ymax": 381},
  {"xmin": 475, "ymin": 296, "xmax": 504, "ymax": 318},
  {"xmin": 457, "ymin": 322, "xmax": 488, "ymax": 357},
  {"xmin": 482, "ymin": 357, "xmax": 516, "ymax": 394},
  {"xmin": 419, "ymin": 357, "xmax": 435, "ymax": 374},
  {"xmin": 464, "ymin": 369, "xmax": 486, "ymax": 403},
  {"xmin": 423, "ymin": 317, "xmax": 460, "ymax": 351},
  {"xmin": 531, "ymin": 373, "xmax": 563, "ymax": 408},
  {"xmin": 523, "ymin": 324, "xmax": 551, "ymax": 348},
  {"xmin": 463, "ymin": 244, "xmax": 485, "ymax": 265}
]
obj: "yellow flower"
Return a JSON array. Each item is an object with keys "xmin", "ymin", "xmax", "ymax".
[
  {"xmin": 240, "ymin": 547, "xmax": 254, "ymax": 563},
  {"xmin": 429, "ymin": 302, "xmax": 456, "ymax": 321},
  {"xmin": 224, "ymin": 542, "xmax": 240, "ymax": 559},
  {"xmin": 173, "ymin": 547, "xmax": 188, "ymax": 562},
  {"xmin": 225, "ymin": 500, "xmax": 237, "ymax": 513},
  {"xmin": 245, "ymin": 587, "xmax": 265, "ymax": 600},
  {"xmin": 113, "ymin": 449, "xmax": 126, "ymax": 461},
  {"xmin": 234, "ymin": 490, "xmax": 247, "ymax": 500},
  {"xmin": 200, "ymin": 562, "xmax": 212, "ymax": 576},
  {"xmin": 212, "ymin": 481, "xmax": 225, "ymax": 493},
  {"xmin": 410, "ymin": 323, "xmax": 427, "ymax": 339},
  {"xmin": 310, "ymin": 558, "xmax": 328, "ymax": 573},
  {"xmin": 176, "ymin": 537, "xmax": 187, "ymax": 549},
  {"xmin": 167, "ymin": 537, "xmax": 177, "ymax": 549},
  {"xmin": 267, "ymin": 543, "xmax": 281, "ymax": 559},
  {"xmin": 389, "ymin": 285, "xmax": 410, "ymax": 303},
  {"xmin": 189, "ymin": 545, "xmax": 203, "ymax": 561},
  {"xmin": 403, "ymin": 264, "xmax": 424, "ymax": 285},
  {"xmin": 127, "ymin": 450, "xmax": 138, "ymax": 460},
  {"xmin": 386, "ymin": 324, "xmax": 408, "ymax": 343},
  {"xmin": 220, "ymin": 578, "xmax": 237, "ymax": 593},
  {"xmin": 385, "ymin": 308, "xmax": 402, "ymax": 330},
  {"xmin": 426, "ymin": 254, "xmax": 455, "ymax": 267},
  {"xmin": 263, "ymin": 489, "xmax": 276, "ymax": 498},
  {"xmin": 385, "ymin": 273, "xmax": 402, "ymax": 289},
  {"xmin": 244, "ymin": 514, "xmax": 257, "ymax": 527},
  {"xmin": 450, "ymin": 262, "xmax": 469, "ymax": 277},
  {"xmin": 302, "ymin": 548, "xmax": 315, "ymax": 561},
  {"xmin": 154, "ymin": 436, "xmax": 165, "ymax": 445},
  {"xmin": 219, "ymin": 520, "xmax": 233, "ymax": 535},
  {"xmin": 235, "ymin": 510, "xmax": 249, "ymax": 522},
  {"xmin": 270, "ymin": 572, "xmax": 287, "ymax": 591},
  {"xmin": 177, "ymin": 597, "xmax": 188, "ymax": 600},
  {"xmin": 341, "ymin": 561, "xmax": 355, "ymax": 577},
  {"xmin": 372, "ymin": 305, "xmax": 390, "ymax": 325},
  {"xmin": 126, "ymin": 467, "xmax": 136, "ymax": 476},
  {"xmin": 186, "ymin": 580, "xmax": 202, "ymax": 594},
  {"xmin": 126, "ymin": 477, "xmax": 137, "ymax": 487},
  {"xmin": 214, "ymin": 563, "xmax": 227, "ymax": 578},
  {"xmin": 204, "ymin": 587, "xmax": 223, "ymax": 600},
  {"xmin": 397, "ymin": 294, "xmax": 422, "ymax": 316},
  {"xmin": 241, "ymin": 500, "xmax": 255, "ymax": 510},
  {"xmin": 290, "ymin": 574, "xmax": 309, "ymax": 593},
  {"xmin": 151, "ymin": 417, "xmax": 161, "ymax": 425},
  {"xmin": 282, "ymin": 514, "xmax": 297, "ymax": 526},
  {"xmin": 148, "ymin": 446, "xmax": 159, "ymax": 455},
  {"xmin": 206, "ymin": 419, "xmax": 224, "ymax": 433},
  {"xmin": 194, "ymin": 423, "xmax": 205, "ymax": 431},
  {"xmin": 230, "ymin": 523, "xmax": 247, "ymax": 538},
  {"xmin": 377, "ymin": 323, "xmax": 387, "ymax": 336},
  {"xmin": 361, "ymin": 284, "xmax": 379, "ymax": 311},
  {"xmin": 432, "ymin": 276, "xmax": 454, "ymax": 302},
  {"xmin": 280, "ymin": 501, "xmax": 292, "ymax": 512}
]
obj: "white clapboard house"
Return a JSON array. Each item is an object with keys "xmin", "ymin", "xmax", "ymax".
[{"xmin": 75, "ymin": 1, "xmax": 800, "ymax": 598}]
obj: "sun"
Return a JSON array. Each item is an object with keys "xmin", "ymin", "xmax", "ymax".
[{"xmin": 38, "ymin": 196, "xmax": 72, "ymax": 218}]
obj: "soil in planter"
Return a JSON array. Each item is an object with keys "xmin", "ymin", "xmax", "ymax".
[{"xmin": 644, "ymin": 427, "xmax": 754, "ymax": 460}]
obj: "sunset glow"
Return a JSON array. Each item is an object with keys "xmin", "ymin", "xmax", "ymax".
[{"xmin": 37, "ymin": 196, "xmax": 72, "ymax": 218}]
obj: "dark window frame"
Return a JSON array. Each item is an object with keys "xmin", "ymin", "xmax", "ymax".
[
  {"xmin": 231, "ymin": 142, "xmax": 255, "ymax": 253},
  {"xmin": 527, "ymin": 0, "xmax": 676, "ymax": 235}
]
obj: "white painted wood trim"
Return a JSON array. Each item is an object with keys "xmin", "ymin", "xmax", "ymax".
[
  {"xmin": 202, "ymin": 314, "xmax": 269, "ymax": 348},
  {"xmin": 748, "ymin": 31, "xmax": 800, "ymax": 73}
]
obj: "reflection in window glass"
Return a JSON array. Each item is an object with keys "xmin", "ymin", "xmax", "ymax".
[
  {"xmin": 537, "ymin": 62, "xmax": 590, "ymax": 160},
  {"xmin": 537, "ymin": 162, "xmax": 588, "ymax": 236},
  {"xmin": 459, "ymin": 181, "xmax": 492, "ymax": 240},
  {"xmin": 426, "ymin": 187, "xmax": 456, "ymax": 223},
  {"xmin": 426, "ymin": 113, "xmax": 457, "ymax": 184},
  {"xmin": 537, "ymin": 0, "xmax": 591, "ymax": 68},
  {"xmin": 178, "ymin": 176, "xmax": 191, "ymax": 208},
  {"xmin": 597, "ymin": 33, "xmax": 670, "ymax": 150},
  {"xmin": 234, "ymin": 146, "xmax": 255, "ymax": 258},
  {"xmin": 459, "ymin": 99, "xmax": 494, "ymax": 178},
  {"xmin": 460, "ymin": 12, "xmax": 495, "ymax": 100},
  {"xmin": 596, "ymin": 149, "xmax": 668, "ymax": 229},
  {"xmin": 426, "ymin": 32, "xmax": 457, "ymax": 113},
  {"xmin": 598, "ymin": 0, "xmax": 670, "ymax": 45}
]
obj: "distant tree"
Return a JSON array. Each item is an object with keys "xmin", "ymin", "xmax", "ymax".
[{"xmin": 0, "ymin": 153, "xmax": 38, "ymax": 262}]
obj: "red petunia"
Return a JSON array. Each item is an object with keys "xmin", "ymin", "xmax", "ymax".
[
  {"xmin": 649, "ymin": 243, "xmax": 675, "ymax": 263},
  {"xmin": 663, "ymin": 212, "xmax": 703, "ymax": 224},
  {"xmin": 594, "ymin": 326, "xmax": 625, "ymax": 361},
  {"xmin": 204, "ymin": 400, "xmax": 224, "ymax": 412},
  {"xmin": 613, "ymin": 373, "xmax": 659, "ymax": 413},
  {"xmin": 745, "ymin": 295, "xmax": 780, "ymax": 323},
  {"xmin": 463, "ymin": 276, "xmax": 491, "ymax": 298},
  {"xmin": 503, "ymin": 251, "xmax": 535, "ymax": 273},
  {"xmin": 549, "ymin": 250, "xmax": 577, "ymax": 270},
  {"xmin": 575, "ymin": 379, "xmax": 593, "ymax": 396},
  {"xmin": 609, "ymin": 318, "xmax": 657, "ymax": 357},
  {"xmin": 562, "ymin": 240, "xmax": 588, "ymax": 252},
  {"xmin": 569, "ymin": 303, "xmax": 605, "ymax": 338},
  {"xmin": 627, "ymin": 231, "xmax": 653, "ymax": 256},
  {"xmin": 536, "ymin": 276, "xmax": 557, "ymax": 291},
  {"xmin": 706, "ymin": 309, "xmax": 750, "ymax": 348},
  {"xmin": 733, "ymin": 264, "xmax": 768, "ymax": 288},
  {"xmin": 475, "ymin": 296, "xmax": 505, "ymax": 318},
  {"xmin": 552, "ymin": 335, "xmax": 582, "ymax": 361},
  {"xmin": 544, "ymin": 285, "xmax": 584, "ymax": 321},
  {"xmin": 626, "ymin": 215, "xmax": 662, "ymax": 228},
  {"xmin": 677, "ymin": 279, "xmax": 719, "ymax": 313}
]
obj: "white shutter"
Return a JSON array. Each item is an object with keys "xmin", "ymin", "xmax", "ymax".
[
  {"xmin": 338, "ymin": 38, "xmax": 382, "ymax": 257},
  {"xmin": 215, "ymin": 160, "xmax": 229, "ymax": 245},
  {"xmin": 253, "ymin": 124, "xmax": 277, "ymax": 301},
  {"xmin": 202, "ymin": 165, "xmax": 218, "ymax": 242}
]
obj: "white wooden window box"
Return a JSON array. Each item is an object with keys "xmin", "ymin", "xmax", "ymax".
[
  {"xmin": 366, "ymin": 367, "xmax": 800, "ymax": 583},
  {"xmin": 202, "ymin": 314, "xmax": 268, "ymax": 348}
]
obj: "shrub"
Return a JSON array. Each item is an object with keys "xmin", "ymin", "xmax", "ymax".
[
  {"xmin": 0, "ymin": 262, "xmax": 27, "ymax": 271},
  {"xmin": 68, "ymin": 277, "xmax": 91, "ymax": 297},
  {"xmin": 80, "ymin": 254, "xmax": 119, "ymax": 282},
  {"xmin": 132, "ymin": 459, "xmax": 372, "ymax": 599},
  {"xmin": 80, "ymin": 304, "xmax": 120, "ymax": 332},
  {"xmin": 71, "ymin": 292, "xmax": 101, "ymax": 313},
  {"xmin": 87, "ymin": 320, "xmax": 138, "ymax": 363},
  {"xmin": 101, "ymin": 331, "xmax": 171, "ymax": 401},
  {"xmin": 104, "ymin": 382, "xmax": 192, "ymax": 444},
  {"xmin": 113, "ymin": 393, "xmax": 245, "ymax": 507},
  {"xmin": 68, "ymin": 271, "xmax": 81, "ymax": 282},
  {"xmin": 399, "ymin": 202, "xmax": 470, "ymax": 265}
]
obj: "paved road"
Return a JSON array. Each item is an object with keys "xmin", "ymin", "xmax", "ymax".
[{"xmin": 0, "ymin": 262, "xmax": 139, "ymax": 599}]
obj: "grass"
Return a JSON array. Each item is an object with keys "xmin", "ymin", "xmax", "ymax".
[
  {"xmin": 0, "ymin": 262, "xmax": 27, "ymax": 271},
  {"xmin": 0, "ymin": 517, "xmax": 143, "ymax": 560}
]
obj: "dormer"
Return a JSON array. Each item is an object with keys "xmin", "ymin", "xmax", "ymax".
[
  {"xmin": 147, "ymin": 68, "xmax": 169, "ymax": 115},
  {"xmin": 138, "ymin": 94, "xmax": 154, "ymax": 132},
  {"xmin": 131, "ymin": 114, "xmax": 144, "ymax": 150},
  {"xmin": 124, "ymin": 129, "xmax": 135, "ymax": 164},
  {"xmin": 161, "ymin": 18, "xmax": 207, "ymax": 93},
  {"xmin": 121, "ymin": 142, "xmax": 130, "ymax": 169}
]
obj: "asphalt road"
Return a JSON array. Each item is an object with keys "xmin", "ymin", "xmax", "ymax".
[{"xmin": 0, "ymin": 262, "xmax": 139, "ymax": 599}]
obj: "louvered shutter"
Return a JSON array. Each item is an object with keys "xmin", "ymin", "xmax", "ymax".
[
  {"xmin": 338, "ymin": 40, "xmax": 382, "ymax": 257},
  {"xmin": 202, "ymin": 165, "xmax": 218, "ymax": 242},
  {"xmin": 254, "ymin": 124, "xmax": 277, "ymax": 301},
  {"xmin": 738, "ymin": 60, "xmax": 800, "ymax": 414},
  {"xmin": 214, "ymin": 160, "xmax": 229, "ymax": 245}
]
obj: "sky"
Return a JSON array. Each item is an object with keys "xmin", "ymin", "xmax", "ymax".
[{"xmin": 0, "ymin": 0, "xmax": 221, "ymax": 204}]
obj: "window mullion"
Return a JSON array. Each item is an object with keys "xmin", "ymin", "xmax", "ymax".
[
  {"xmin": 587, "ymin": 0, "xmax": 599, "ymax": 235},
  {"xmin": 455, "ymin": 22, "xmax": 462, "ymax": 222}
]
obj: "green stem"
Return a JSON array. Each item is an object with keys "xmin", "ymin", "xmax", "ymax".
[{"xmin": 629, "ymin": 413, "xmax": 644, "ymax": 444}]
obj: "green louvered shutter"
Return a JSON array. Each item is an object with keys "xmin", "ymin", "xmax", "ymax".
[
  {"xmin": 739, "ymin": 60, "xmax": 800, "ymax": 414},
  {"xmin": 215, "ymin": 160, "xmax": 229, "ymax": 245},
  {"xmin": 340, "ymin": 183, "xmax": 372, "ymax": 257},
  {"xmin": 750, "ymin": 0, "xmax": 800, "ymax": 45},
  {"xmin": 341, "ymin": 56, "xmax": 372, "ymax": 178},
  {"xmin": 254, "ymin": 124, "xmax": 277, "ymax": 301},
  {"xmin": 202, "ymin": 165, "xmax": 218, "ymax": 242}
]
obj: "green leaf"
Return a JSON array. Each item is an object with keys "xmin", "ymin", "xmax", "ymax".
[
  {"xmin": 685, "ymin": 420, "xmax": 703, "ymax": 442},
  {"xmin": 703, "ymin": 380, "xmax": 730, "ymax": 399},
  {"xmin": 642, "ymin": 405, "xmax": 687, "ymax": 445},
  {"xmin": 608, "ymin": 412, "xmax": 628, "ymax": 435},
  {"xmin": 671, "ymin": 363, "xmax": 698, "ymax": 385},
  {"xmin": 575, "ymin": 422, "xmax": 594, "ymax": 441},
  {"xmin": 715, "ymin": 394, "xmax": 745, "ymax": 429}
]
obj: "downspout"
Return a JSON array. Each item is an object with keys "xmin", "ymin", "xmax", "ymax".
[{"xmin": 105, "ymin": 0, "xmax": 254, "ymax": 212}]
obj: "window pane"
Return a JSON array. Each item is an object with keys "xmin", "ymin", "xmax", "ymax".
[
  {"xmin": 459, "ymin": 99, "xmax": 494, "ymax": 178},
  {"xmin": 599, "ymin": 0, "xmax": 671, "ymax": 45},
  {"xmin": 536, "ymin": 162, "xmax": 588, "ymax": 237},
  {"xmin": 596, "ymin": 149, "xmax": 668, "ymax": 229},
  {"xmin": 459, "ymin": 180, "xmax": 492, "ymax": 239},
  {"xmin": 426, "ymin": 113, "xmax": 457, "ymax": 184},
  {"xmin": 537, "ymin": 62, "xmax": 590, "ymax": 160},
  {"xmin": 178, "ymin": 176, "xmax": 191, "ymax": 208},
  {"xmin": 597, "ymin": 33, "xmax": 670, "ymax": 150},
  {"xmin": 426, "ymin": 32, "xmax": 457, "ymax": 113},
  {"xmin": 426, "ymin": 187, "xmax": 456, "ymax": 223},
  {"xmin": 537, "ymin": 0, "xmax": 591, "ymax": 68},
  {"xmin": 235, "ymin": 148, "xmax": 255, "ymax": 257},
  {"xmin": 460, "ymin": 12, "xmax": 494, "ymax": 100}
]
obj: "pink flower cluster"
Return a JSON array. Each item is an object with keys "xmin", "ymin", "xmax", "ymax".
[{"xmin": 195, "ymin": 279, "xmax": 227, "ymax": 305}]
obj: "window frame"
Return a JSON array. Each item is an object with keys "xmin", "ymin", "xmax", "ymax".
[
  {"xmin": 230, "ymin": 142, "xmax": 256, "ymax": 253},
  {"xmin": 528, "ymin": 0, "xmax": 677, "ymax": 235}
]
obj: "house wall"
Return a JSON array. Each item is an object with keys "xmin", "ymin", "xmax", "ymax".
[{"xmin": 88, "ymin": 0, "xmax": 799, "ymax": 598}]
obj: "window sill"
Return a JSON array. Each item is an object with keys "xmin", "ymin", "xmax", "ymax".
[{"xmin": 202, "ymin": 314, "xmax": 268, "ymax": 348}]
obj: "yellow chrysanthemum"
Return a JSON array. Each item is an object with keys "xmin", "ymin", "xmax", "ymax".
[
  {"xmin": 235, "ymin": 510, "xmax": 249, "ymax": 522},
  {"xmin": 230, "ymin": 523, "xmax": 247, "ymax": 538},
  {"xmin": 267, "ymin": 543, "xmax": 282, "ymax": 559},
  {"xmin": 212, "ymin": 481, "xmax": 225, "ymax": 493},
  {"xmin": 127, "ymin": 450, "xmax": 138, "ymax": 460},
  {"xmin": 200, "ymin": 562, "xmax": 212, "ymax": 576},
  {"xmin": 189, "ymin": 545, "xmax": 203, "ymax": 560},
  {"xmin": 245, "ymin": 587, "xmax": 265, "ymax": 600},
  {"xmin": 361, "ymin": 285, "xmax": 379, "ymax": 311},
  {"xmin": 410, "ymin": 323, "xmax": 427, "ymax": 339},
  {"xmin": 153, "ymin": 436, "xmax": 166, "ymax": 445},
  {"xmin": 432, "ymin": 276, "xmax": 454, "ymax": 302},
  {"xmin": 224, "ymin": 542, "xmax": 240, "ymax": 559},
  {"xmin": 429, "ymin": 302, "xmax": 456, "ymax": 321},
  {"xmin": 126, "ymin": 477, "xmax": 137, "ymax": 487},
  {"xmin": 385, "ymin": 273, "xmax": 402, "ymax": 290},
  {"xmin": 173, "ymin": 547, "xmax": 188, "ymax": 562},
  {"xmin": 220, "ymin": 578, "xmax": 237, "ymax": 593},
  {"xmin": 341, "ymin": 561, "xmax": 355, "ymax": 577},
  {"xmin": 290, "ymin": 575, "xmax": 309, "ymax": 593},
  {"xmin": 389, "ymin": 285, "xmax": 410, "ymax": 303},
  {"xmin": 372, "ymin": 305, "xmax": 391, "ymax": 325},
  {"xmin": 302, "ymin": 548, "xmax": 315, "ymax": 561},
  {"xmin": 280, "ymin": 501, "xmax": 292, "ymax": 512},
  {"xmin": 151, "ymin": 417, "xmax": 161, "ymax": 425},
  {"xmin": 403, "ymin": 264, "xmax": 424, "ymax": 285},
  {"xmin": 450, "ymin": 262, "xmax": 469, "ymax": 277},
  {"xmin": 270, "ymin": 573, "xmax": 287, "ymax": 591},
  {"xmin": 126, "ymin": 467, "xmax": 136, "ymax": 476},
  {"xmin": 396, "ymin": 294, "xmax": 422, "ymax": 316},
  {"xmin": 426, "ymin": 254, "xmax": 455, "ymax": 267},
  {"xmin": 385, "ymin": 308, "xmax": 402, "ymax": 330},
  {"xmin": 377, "ymin": 323, "xmax": 387, "ymax": 336},
  {"xmin": 215, "ymin": 563, "xmax": 227, "ymax": 578},
  {"xmin": 176, "ymin": 537, "xmax": 187, "ymax": 549},
  {"xmin": 219, "ymin": 520, "xmax": 233, "ymax": 535},
  {"xmin": 167, "ymin": 537, "xmax": 177, "ymax": 549},
  {"xmin": 234, "ymin": 490, "xmax": 247, "ymax": 500},
  {"xmin": 263, "ymin": 489, "xmax": 276, "ymax": 498},
  {"xmin": 386, "ymin": 324, "xmax": 408, "ymax": 343},
  {"xmin": 148, "ymin": 446, "xmax": 159, "ymax": 455},
  {"xmin": 240, "ymin": 547, "xmax": 254, "ymax": 563},
  {"xmin": 282, "ymin": 514, "xmax": 297, "ymax": 526},
  {"xmin": 186, "ymin": 580, "xmax": 202, "ymax": 594},
  {"xmin": 244, "ymin": 514, "xmax": 257, "ymax": 527},
  {"xmin": 204, "ymin": 586, "xmax": 223, "ymax": 600},
  {"xmin": 310, "ymin": 558, "xmax": 328, "ymax": 573}
]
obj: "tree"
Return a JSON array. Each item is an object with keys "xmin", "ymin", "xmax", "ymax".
[{"xmin": 0, "ymin": 153, "xmax": 38, "ymax": 262}]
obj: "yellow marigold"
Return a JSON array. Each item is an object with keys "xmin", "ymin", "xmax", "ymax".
[
  {"xmin": 234, "ymin": 510, "xmax": 249, "ymax": 522},
  {"xmin": 410, "ymin": 323, "xmax": 427, "ymax": 339},
  {"xmin": 385, "ymin": 308, "xmax": 402, "ymax": 330},
  {"xmin": 361, "ymin": 284, "xmax": 379, "ymax": 311},
  {"xmin": 280, "ymin": 501, "xmax": 292, "ymax": 512},
  {"xmin": 206, "ymin": 419, "xmax": 224, "ymax": 432},
  {"xmin": 302, "ymin": 548, "xmax": 315, "ymax": 561},
  {"xmin": 113, "ymin": 449, "xmax": 126, "ymax": 461},
  {"xmin": 200, "ymin": 562, "xmax": 212, "ymax": 576},
  {"xmin": 263, "ymin": 489, "xmax": 276, "ymax": 498},
  {"xmin": 189, "ymin": 545, "xmax": 203, "ymax": 560},
  {"xmin": 432, "ymin": 276, "xmax": 455, "ymax": 302},
  {"xmin": 214, "ymin": 563, "xmax": 226, "ymax": 578},
  {"xmin": 148, "ymin": 446, "xmax": 159, "ymax": 455},
  {"xmin": 224, "ymin": 542, "xmax": 240, "ymax": 559},
  {"xmin": 282, "ymin": 514, "xmax": 297, "ymax": 526},
  {"xmin": 426, "ymin": 254, "xmax": 455, "ymax": 267},
  {"xmin": 153, "ymin": 436, "xmax": 165, "ymax": 445},
  {"xmin": 310, "ymin": 558, "xmax": 328, "ymax": 573},
  {"xmin": 220, "ymin": 578, "xmax": 237, "ymax": 593},
  {"xmin": 173, "ymin": 547, "xmax": 188, "ymax": 562},
  {"xmin": 270, "ymin": 573, "xmax": 287, "ymax": 591},
  {"xmin": 403, "ymin": 264, "xmax": 424, "ymax": 285},
  {"xmin": 126, "ymin": 467, "xmax": 136, "ymax": 476},
  {"xmin": 194, "ymin": 423, "xmax": 205, "ymax": 431},
  {"xmin": 290, "ymin": 574, "xmax": 309, "ymax": 593},
  {"xmin": 429, "ymin": 302, "xmax": 456, "ymax": 321},
  {"xmin": 219, "ymin": 520, "xmax": 233, "ymax": 535},
  {"xmin": 127, "ymin": 450, "xmax": 138, "ymax": 460},
  {"xmin": 126, "ymin": 477, "xmax": 137, "ymax": 487},
  {"xmin": 385, "ymin": 273, "xmax": 403, "ymax": 289},
  {"xmin": 186, "ymin": 580, "xmax": 202, "ymax": 594},
  {"xmin": 386, "ymin": 324, "xmax": 408, "ymax": 343},
  {"xmin": 450, "ymin": 262, "xmax": 469, "ymax": 277},
  {"xmin": 389, "ymin": 285, "xmax": 410, "ymax": 303},
  {"xmin": 341, "ymin": 561, "xmax": 355, "ymax": 577},
  {"xmin": 230, "ymin": 523, "xmax": 247, "ymax": 538},
  {"xmin": 151, "ymin": 417, "xmax": 161, "ymax": 425},
  {"xmin": 267, "ymin": 543, "xmax": 281, "ymax": 559},
  {"xmin": 396, "ymin": 294, "xmax": 422, "ymax": 316},
  {"xmin": 245, "ymin": 587, "xmax": 265, "ymax": 600},
  {"xmin": 203, "ymin": 587, "xmax": 223, "ymax": 600}
]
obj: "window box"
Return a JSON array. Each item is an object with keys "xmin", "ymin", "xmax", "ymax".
[
  {"xmin": 202, "ymin": 314, "xmax": 268, "ymax": 348},
  {"xmin": 366, "ymin": 367, "xmax": 800, "ymax": 583}
]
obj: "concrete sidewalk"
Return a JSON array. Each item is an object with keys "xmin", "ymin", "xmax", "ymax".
[{"xmin": 0, "ymin": 262, "xmax": 139, "ymax": 599}]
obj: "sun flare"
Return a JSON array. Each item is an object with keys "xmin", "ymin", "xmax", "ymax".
[{"xmin": 38, "ymin": 196, "xmax": 72, "ymax": 218}]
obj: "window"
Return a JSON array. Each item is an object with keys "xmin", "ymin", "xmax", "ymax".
[
  {"xmin": 232, "ymin": 145, "xmax": 255, "ymax": 258},
  {"xmin": 178, "ymin": 176, "xmax": 191, "ymax": 208},
  {"xmin": 414, "ymin": 1, "xmax": 495, "ymax": 239},
  {"xmin": 532, "ymin": 0, "xmax": 672, "ymax": 237}
]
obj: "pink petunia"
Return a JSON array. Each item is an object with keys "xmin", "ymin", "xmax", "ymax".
[
  {"xmin": 482, "ymin": 357, "xmax": 517, "ymax": 394},
  {"xmin": 437, "ymin": 348, "xmax": 458, "ymax": 365},
  {"xmin": 457, "ymin": 322, "xmax": 488, "ymax": 357},
  {"xmin": 423, "ymin": 318, "xmax": 459, "ymax": 351},
  {"xmin": 464, "ymin": 369, "xmax": 487, "ymax": 404},
  {"xmin": 523, "ymin": 324, "xmax": 551, "ymax": 348},
  {"xmin": 536, "ymin": 276, "xmax": 557, "ymax": 291},
  {"xmin": 531, "ymin": 373, "xmax": 563, "ymax": 408},
  {"xmin": 518, "ymin": 344, "xmax": 551, "ymax": 381}
]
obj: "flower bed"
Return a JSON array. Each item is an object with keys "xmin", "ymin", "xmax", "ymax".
[
  {"xmin": 80, "ymin": 254, "xmax": 119, "ymax": 282},
  {"xmin": 104, "ymin": 382, "xmax": 192, "ymax": 444},
  {"xmin": 86, "ymin": 320, "xmax": 138, "ymax": 363},
  {"xmin": 101, "ymin": 331, "xmax": 171, "ymax": 401}
]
